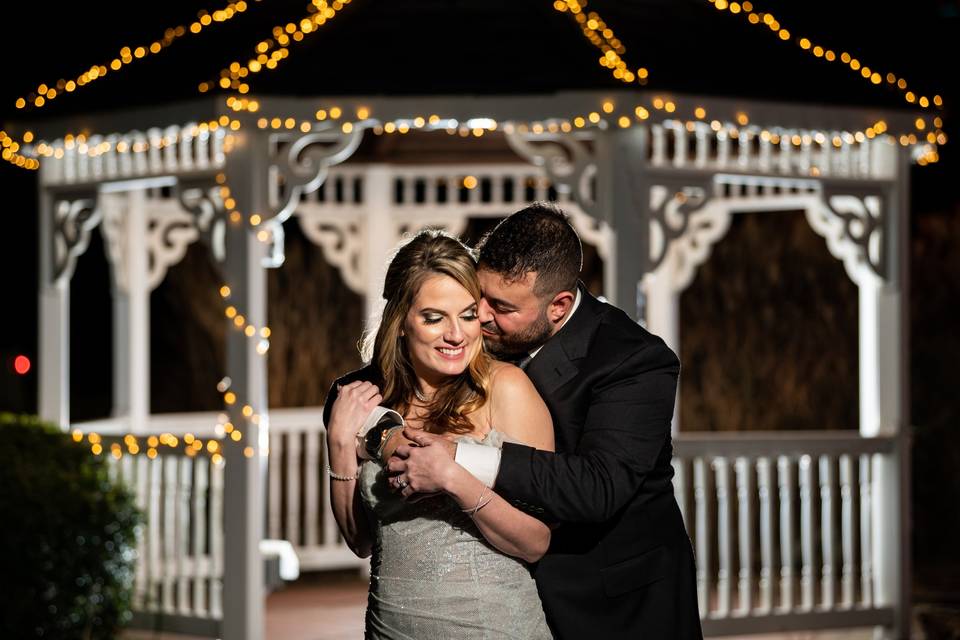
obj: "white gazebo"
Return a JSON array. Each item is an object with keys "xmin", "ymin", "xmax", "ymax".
[{"xmin": 6, "ymin": 3, "xmax": 936, "ymax": 638}]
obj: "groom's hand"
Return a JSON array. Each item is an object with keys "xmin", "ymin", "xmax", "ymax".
[{"xmin": 387, "ymin": 428, "xmax": 457, "ymax": 499}]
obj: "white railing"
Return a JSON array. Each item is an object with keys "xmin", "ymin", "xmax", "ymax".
[
  {"xmin": 673, "ymin": 431, "xmax": 897, "ymax": 636},
  {"xmin": 102, "ymin": 434, "xmax": 223, "ymax": 637},
  {"xmin": 87, "ymin": 413, "xmax": 900, "ymax": 637},
  {"xmin": 40, "ymin": 124, "xmax": 227, "ymax": 186},
  {"xmin": 647, "ymin": 121, "xmax": 892, "ymax": 180},
  {"xmin": 266, "ymin": 409, "xmax": 367, "ymax": 571}
]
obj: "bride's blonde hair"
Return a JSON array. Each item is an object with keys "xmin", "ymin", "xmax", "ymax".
[{"xmin": 362, "ymin": 230, "xmax": 491, "ymax": 435}]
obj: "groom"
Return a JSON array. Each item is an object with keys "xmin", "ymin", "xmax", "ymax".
[{"xmin": 390, "ymin": 203, "xmax": 702, "ymax": 639}]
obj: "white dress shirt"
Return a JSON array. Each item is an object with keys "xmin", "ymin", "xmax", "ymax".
[{"xmin": 455, "ymin": 289, "xmax": 582, "ymax": 486}]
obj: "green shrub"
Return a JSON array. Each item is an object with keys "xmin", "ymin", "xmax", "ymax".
[{"xmin": 0, "ymin": 413, "xmax": 141, "ymax": 639}]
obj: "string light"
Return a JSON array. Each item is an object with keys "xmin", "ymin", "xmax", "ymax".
[
  {"xmin": 0, "ymin": 130, "xmax": 40, "ymax": 170},
  {"xmin": 14, "ymin": 1, "xmax": 254, "ymax": 112},
  {"xmin": 205, "ymin": 0, "xmax": 353, "ymax": 95},
  {"xmin": 706, "ymin": 0, "xmax": 945, "ymax": 116},
  {"xmin": 553, "ymin": 0, "xmax": 648, "ymax": 85}
]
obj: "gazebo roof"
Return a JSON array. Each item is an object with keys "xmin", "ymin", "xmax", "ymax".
[{"xmin": 3, "ymin": 0, "xmax": 949, "ymax": 124}]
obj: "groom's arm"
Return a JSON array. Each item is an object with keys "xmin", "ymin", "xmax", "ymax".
[{"xmin": 494, "ymin": 339, "xmax": 679, "ymax": 524}]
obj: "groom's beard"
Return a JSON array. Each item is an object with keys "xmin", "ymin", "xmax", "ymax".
[{"xmin": 482, "ymin": 310, "xmax": 553, "ymax": 360}]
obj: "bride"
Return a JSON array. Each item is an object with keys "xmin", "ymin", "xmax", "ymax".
[{"xmin": 323, "ymin": 230, "xmax": 554, "ymax": 638}]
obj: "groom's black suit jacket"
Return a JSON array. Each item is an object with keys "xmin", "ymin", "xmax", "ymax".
[{"xmin": 495, "ymin": 287, "xmax": 701, "ymax": 639}]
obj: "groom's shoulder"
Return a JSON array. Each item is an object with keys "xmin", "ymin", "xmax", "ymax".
[
  {"xmin": 322, "ymin": 364, "xmax": 382, "ymax": 425},
  {"xmin": 332, "ymin": 364, "xmax": 381, "ymax": 387},
  {"xmin": 591, "ymin": 299, "xmax": 679, "ymax": 368}
]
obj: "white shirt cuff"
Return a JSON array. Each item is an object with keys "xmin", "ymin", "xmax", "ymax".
[{"xmin": 454, "ymin": 441, "xmax": 501, "ymax": 488}]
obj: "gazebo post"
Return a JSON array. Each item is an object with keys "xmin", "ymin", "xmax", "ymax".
[
  {"xmin": 38, "ymin": 185, "xmax": 70, "ymax": 429},
  {"xmin": 220, "ymin": 131, "xmax": 268, "ymax": 640},
  {"xmin": 363, "ymin": 164, "xmax": 396, "ymax": 323},
  {"xmin": 105, "ymin": 188, "xmax": 151, "ymax": 432},
  {"xmin": 594, "ymin": 126, "xmax": 649, "ymax": 320},
  {"xmin": 860, "ymin": 143, "xmax": 911, "ymax": 639}
]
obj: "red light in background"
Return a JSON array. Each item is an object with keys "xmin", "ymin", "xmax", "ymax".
[{"xmin": 14, "ymin": 355, "xmax": 31, "ymax": 375}]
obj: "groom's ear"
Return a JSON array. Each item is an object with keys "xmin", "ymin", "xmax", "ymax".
[{"xmin": 547, "ymin": 290, "xmax": 576, "ymax": 324}]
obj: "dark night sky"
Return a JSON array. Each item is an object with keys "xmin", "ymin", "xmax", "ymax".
[{"xmin": 1, "ymin": 0, "xmax": 958, "ymax": 411}]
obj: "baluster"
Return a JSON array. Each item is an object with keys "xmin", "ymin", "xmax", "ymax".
[
  {"xmin": 133, "ymin": 134, "xmax": 149, "ymax": 175},
  {"xmin": 195, "ymin": 129, "xmax": 210, "ymax": 170},
  {"xmin": 735, "ymin": 457, "xmax": 753, "ymax": 615},
  {"xmin": 133, "ymin": 455, "xmax": 149, "ymax": 610},
  {"xmin": 179, "ymin": 127, "xmax": 194, "ymax": 171},
  {"xmin": 146, "ymin": 129, "xmax": 162, "ymax": 174},
  {"xmin": 757, "ymin": 457, "xmax": 774, "ymax": 613},
  {"xmin": 673, "ymin": 124, "xmax": 688, "ymax": 168},
  {"xmin": 695, "ymin": 125, "xmax": 709, "ymax": 168},
  {"xmin": 651, "ymin": 124, "xmax": 667, "ymax": 166},
  {"xmin": 716, "ymin": 129, "xmax": 730, "ymax": 169},
  {"xmin": 799, "ymin": 455, "xmax": 815, "ymax": 611},
  {"xmin": 777, "ymin": 456, "xmax": 795, "ymax": 612},
  {"xmin": 304, "ymin": 428, "xmax": 320, "ymax": 548},
  {"xmin": 77, "ymin": 139, "xmax": 90, "ymax": 182},
  {"xmin": 758, "ymin": 133, "xmax": 773, "ymax": 173},
  {"xmin": 192, "ymin": 456, "xmax": 209, "ymax": 616},
  {"xmin": 715, "ymin": 458, "xmax": 732, "ymax": 617},
  {"xmin": 212, "ymin": 128, "xmax": 226, "ymax": 167},
  {"xmin": 737, "ymin": 129, "xmax": 751, "ymax": 170},
  {"xmin": 839, "ymin": 454, "xmax": 855, "ymax": 609},
  {"xmin": 66, "ymin": 144, "xmax": 80, "ymax": 183},
  {"xmin": 176, "ymin": 457, "xmax": 192, "ymax": 614},
  {"xmin": 778, "ymin": 133, "xmax": 793, "ymax": 174},
  {"xmin": 673, "ymin": 459, "xmax": 688, "ymax": 531},
  {"xmin": 798, "ymin": 133, "xmax": 813, "ymax": 175},
  {"xmin": 269, "ymin": 430, "xmax": 283, "ymax": 539},
  {"xmin": 836, "ymin": 136, "xmax": 850, "ymax": 177},
  {"xmin": 694, "ymin": 457, "xmax": 710, "ymax": 617},
  {"xmin": 857, "ymin": 140, "xmax": 871, "ymax": 178},
  {"xmin": 820, "ymin": 455, "xmax": 836, "ymax": 610},
  {"xmin": 286, "ymin": 431, "xmax": 302, "ymax": 546},
  {"xmin": 859, "ymin": 454, "xmax": 873, "ymax": 607},
  {"xmin": 162, "ymin": 127, "xmax": 178, "ymax": 173},
  {"xmin": 817, "ymin": 139, "xmax": 831, "ymax": 177},
  {"xmin": 209, "ymin": 458, "xmax": 225, "ymax": 618},
  {"xmin": 162, "ymin": 456, "xmax": 177, "ymax": 614},
  {"xmin": 146, "ymin": 456, "xmax": 163, "ymax": 611}
]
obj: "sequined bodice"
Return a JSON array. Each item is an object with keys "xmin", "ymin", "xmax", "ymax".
[{"xmin": 358, "ymin": 430, "xmax": 550, "ymax": 639}]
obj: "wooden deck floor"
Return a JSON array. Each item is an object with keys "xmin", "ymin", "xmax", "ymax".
[{"xmin": 123, "ymin": 572, "xmax": 878, "ymax": 640}]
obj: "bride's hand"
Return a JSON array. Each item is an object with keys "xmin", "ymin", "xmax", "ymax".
[{"xmin": 326, "ymin": 381, "xmax": 382, "ymax": 447}]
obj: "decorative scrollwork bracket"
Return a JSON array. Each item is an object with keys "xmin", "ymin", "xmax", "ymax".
[
  {"xmin": 809, "ymin": 188, "xmax": 887, "ymax": 284},
  {"xmin": 52, "ymin": 192, "xmax": 100, "ymax": 285},
  {"xmin": 504, "ymin": 129, "xmax": 599, "ymax": 221}
]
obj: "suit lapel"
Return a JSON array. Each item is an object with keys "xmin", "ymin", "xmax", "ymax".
[{"xmin": 525, "ymin": 284, "xmax": 603, "ymax": 396}]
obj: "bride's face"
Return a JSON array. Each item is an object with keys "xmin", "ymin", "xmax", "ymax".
[{"xmin": 403, "ymin": 273, "xmax": 482, "ymax": 386}]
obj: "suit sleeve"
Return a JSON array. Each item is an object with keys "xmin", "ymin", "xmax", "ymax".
[
  {"xmin": 322, "ymin": 380, "xmax": 341, "ymax": 427},
  {"xmin": 494, "ymin": 340, "xmax": 679, "ymax": 523}
]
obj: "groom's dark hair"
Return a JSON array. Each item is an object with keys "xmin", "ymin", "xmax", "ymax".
[{"xmin": 476, "ymin": 201, "xmax": 582, "ymax": 297}]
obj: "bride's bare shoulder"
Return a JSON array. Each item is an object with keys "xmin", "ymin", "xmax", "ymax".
[{"xmin": 486, "ymin": 360, "xmax": 554, "ymax": 451}]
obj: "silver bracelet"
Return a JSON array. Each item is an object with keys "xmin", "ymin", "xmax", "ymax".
[
  {"xmin": 462, "ymin": 488, "xmax": 494, "ymax": 517},
  {"xmin": 327, "ymin": 465, "xmax": 360, "ymax": 481}
]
